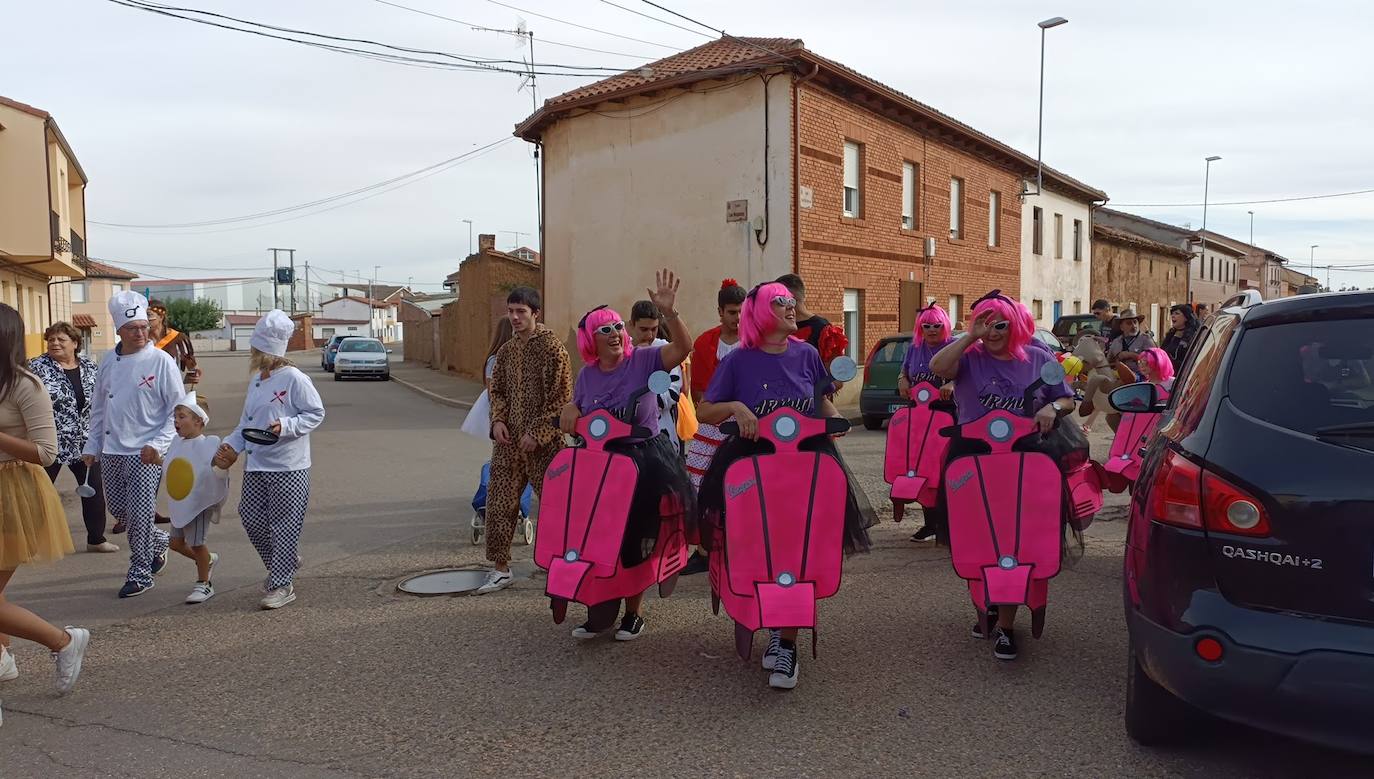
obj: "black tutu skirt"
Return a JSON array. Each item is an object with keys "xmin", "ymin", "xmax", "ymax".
[
  {"xmin": 696, "ymin": 433, "xmax": 876, "ymax": 555},
  {"xmin": 606, "ymin": 432, "xmax": 696, "ymax": 568}
]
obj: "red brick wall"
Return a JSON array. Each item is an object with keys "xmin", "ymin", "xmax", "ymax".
[{"xmin": 796, "ymin": 84, "xmax": 1024, "ymax": 359}]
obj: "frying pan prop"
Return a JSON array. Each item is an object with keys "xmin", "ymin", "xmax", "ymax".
[{"xmin": 241, "ymin": 428, "xmax": 281, "ymax": 446}]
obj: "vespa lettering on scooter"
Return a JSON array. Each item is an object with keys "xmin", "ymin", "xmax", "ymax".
[
  {"xmin": 884, "ymin": 381, "xmax": 955, "ymax": 521},
  {"xmin": 711, "ymin": 357, "xmax": 857, "ymax": 660},
  {"xmin": 943, "ymin": 360, "xmax": 1067, "ymax": 640},
  {"xmin": 534, "ymin": 370, "xmax": 689, "ymax": 625}
]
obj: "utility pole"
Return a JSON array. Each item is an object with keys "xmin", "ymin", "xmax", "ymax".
[
  {"xmin": 268, "ymin": 247, "xmax": 295, "ymax": 311},
  {"xmin": 269, "ymin": 249, "xmax": 280, "ymax": 309},
  {"xmin": 304, "ymin": 261, "xmax": 311, "ymax": 314},
  {"xmin": 474, "ymin": 23, "xmax": 542, "ymax": 255},
  {"xmin": 288, "ymin": 249, "xmax": 297, "ymax": 314}
]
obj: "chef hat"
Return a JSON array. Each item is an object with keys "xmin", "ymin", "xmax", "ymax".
[
  {"xmin": 108, "ymin": 290, "xmax": 150, "ymax": 330},
  {"xmin": 250, "ymin": 309, "xmax": 294, "ymax": 357},
  {"xmin": 176, "ymin": 391, "xmax": 210, "ymax": 424}
]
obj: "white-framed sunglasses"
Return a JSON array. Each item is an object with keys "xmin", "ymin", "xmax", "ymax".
[
  {"xmin": 594, "ymin": 321, "xmax": 626, "ymax": 336},
  {"xmin": 772, "ymin": 295, "xmax": 798, "ymax": 308}
]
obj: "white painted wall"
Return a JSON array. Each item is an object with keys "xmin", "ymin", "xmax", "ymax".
[
  {"xmin": 1189, "ymin": 245, "xmax": 1239, "ymax": 307},
  {"xmin": 537, "ymin": 72, "xmax": 795, "ymax": 343},
  {"xmin": 1020, "ymin": 184, "xmax": 1093, "ymax": 328},
  {"xmin": 321, "ymin": 298, "xmax": 400, "ymax": 342}
]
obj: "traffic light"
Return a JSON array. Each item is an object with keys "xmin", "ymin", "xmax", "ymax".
[{"xmin": 275, "ymin": 267, "xmax": 294, "ymax": 285}]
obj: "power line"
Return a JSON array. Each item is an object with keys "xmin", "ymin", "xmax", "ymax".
[
  {"xmin": 638, "ymin": 0, "xmax": 792, "ymax": 61},
  {"xmin": 91, "ymin": 138, "xmax": 514, "ymax": 230},
  {"xmin": 598, "ymin": 0, "xmax": 711, "ymax": 38},
  {"xmin": 480, "ymin": 0, "xmax": 680, "ymax": 50},
  {"xmin": 370, "ymin": 0, "xmax": 654, "ymax": 60},
  {"xmin": 108, "ymin": 0, "xmax": 628, "ymax": 76},
  {"xmin": 1112, "ymin": 187, "xmax": 1374, "ymax": 208}
]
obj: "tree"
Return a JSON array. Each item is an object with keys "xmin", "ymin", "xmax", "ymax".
[{"xmin": 166, "ymin": 298, "xmax": 223, "ymax": 332}]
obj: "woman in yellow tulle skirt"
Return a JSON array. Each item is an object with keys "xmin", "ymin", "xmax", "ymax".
[{"xmin": 0, "ymin": 302, "xmax": 90, "ymax": 693}]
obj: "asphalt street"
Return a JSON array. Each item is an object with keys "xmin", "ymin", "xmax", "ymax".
[{"xmin": 2, "ymin": 351, "xmax": 1370, "ymax": 778}]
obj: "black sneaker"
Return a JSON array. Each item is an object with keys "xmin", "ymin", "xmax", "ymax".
[
  {"xmin": 150, "ymin": 547, "xmax": 169, "ymax": 576},
  {"xmin": 614, "ymin": 613, "xmax": 646, "ymax": 641},
  {"xmin": 118, "ymin": 580, "xmax": 154, "ymax": 599},
  {"xmin": 680, "ymin": 551, "xmax": 708, "ymax": 576},
  {"xmin": 910, "ymin": 525, "xmax": 936, "ymax": 542},
  {"xmin": 971, "ymin": 606, "xmax": 1000, "ymax": 639},
  {"xmin": 993, "ymin": 627, "xmax": 1018, "ymax": 661},
  {"xmin": 768, "ymin": 641, "xmax": 799, "ymax": 690}
]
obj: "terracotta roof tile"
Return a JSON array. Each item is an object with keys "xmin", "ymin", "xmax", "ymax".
[
  {"xmin": 545, "ymin": 37, "xmax": 801, "ymax": 108},
  {"xmin": 83, "ymin": 259, "xmax": 139, "ymax": 279},
  {"xmin": 517, "ymin": 37, "xmax": 1106, "ymax": 202},
  {"xmin": 0, "ymin": 95, "xmax": 50, "ymax": 119},
  {"xmin": 1093, "ymin": 224, "xmax": 1193, "ymax": 259},
  {"xmin": 71, "ymin": 314, "xmax": 97, "ymax": 328}
]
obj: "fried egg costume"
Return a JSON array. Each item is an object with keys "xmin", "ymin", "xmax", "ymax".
[{"xmin": 163, "ymin": 393, "xmax": 229, "ymax": 528}]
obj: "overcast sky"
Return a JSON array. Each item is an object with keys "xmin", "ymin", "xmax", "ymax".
[{"xmin": 5, "ymin": 0, "xmax": 1372, "ymax": 292}]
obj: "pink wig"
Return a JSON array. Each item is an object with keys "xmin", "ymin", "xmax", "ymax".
[
  {"xmin": 915, "ymin": 303, "xmax": 952, "ymax": 336},
  {"xmin": 576, "ymin": 306, "xmax": 633, "ymax": 366},
  {"xmin": 970, "ymin": 293, "xmax": 1035, "ymax": 361},
  {"xmin": 739, "ymin": 282, "xmax": 794, "ymax": 349},
  {"xmin": 1139, "ymin": 347, "xmax": 1175, "ymax": 382}
]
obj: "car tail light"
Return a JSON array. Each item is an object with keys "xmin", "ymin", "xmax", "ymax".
[
  {"xmin": 1194, "ymin": 637, "xmax": 1224, "ymax": 662},
  {"xmin": 1147, "ymin": 449, "xmax": 1271, "ymax": 537},
  {"xmin": 1147, "ymin": 449, "xmax": 1202, "ymax": 529},
  {"xmin": 1201, "ymin": 470, "xmax": 1271, "ymax": 537}
]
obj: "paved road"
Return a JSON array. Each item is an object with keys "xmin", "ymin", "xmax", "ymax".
[{"xmin": 3, "ymin": 352, "xmax": 1369, "ymax": 777}]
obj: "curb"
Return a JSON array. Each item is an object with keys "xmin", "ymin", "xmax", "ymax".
[{"xmin": 390, "ymin": 374, "xmax": 474, "ymax": 410}]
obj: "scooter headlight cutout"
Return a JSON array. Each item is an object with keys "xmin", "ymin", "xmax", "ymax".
[
  {"xmin": 588, "ymin": 417, "xmax": 609, "ymax": 440},
  {"xmin": 564, "ymin": 549, "xmax": 579, "ymax": 562},
  {"xmin": 773, "ymin": 415, "xmax": 799, "ymax": 442},
  {"xmin": 777, "ymin": 571, "xmax": 795, "ymax": 587},
  {"xmin": 988, "ymin": 418, "xmax": 1013, "ymax": 442},
  {"xmin": 917, "ymin": 388, "xmax": 932, "ymax": 403},
  {"xmin": 998, "ymin": 555, "xmax": 1017, "ymax": 570}
]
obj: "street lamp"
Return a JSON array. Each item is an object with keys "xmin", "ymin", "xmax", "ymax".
[
  {"xmin": 1029, "ymin": 16, "xmax": 1069, "ymax": 197},
  {"xmin": 1310, "ymin": 244, "xmax": 1318, "ymax": 276},
  {"xmin": 462, "ymin": 219, "xmax": 474, "ymax": 256},
  {"xmin": 1247, "ymin": 210, "xmax": 1254, "ymax": 245},
  {"xmin": 1196, "ymin": 155, "xmax": 1221, "ymax": 304}
]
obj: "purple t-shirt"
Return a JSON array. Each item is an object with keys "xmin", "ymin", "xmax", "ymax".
[
  {"xmin": 574, "ymin": 345, "xmax": 663, "ymax": 436},
  {"xmin": 901, "ymin": 337, "xmax": 955, "ymax": 388},
  {"xmin": 952, "ymin": 347, "xmax": 1072, "ymax": 424},
  {"xmin": 704, "ymin": 342, "xmax": 827, "ymax": 417}
]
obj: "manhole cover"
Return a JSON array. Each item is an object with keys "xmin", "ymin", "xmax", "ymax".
[{"xmin": 397, "ymin": 568, "xmax": 492, "ymax": 595}]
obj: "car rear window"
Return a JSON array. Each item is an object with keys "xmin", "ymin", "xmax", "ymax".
[
  {"xmin": 1227, "ymin": 318, "xmax": 1374, "ymax": 434},
  {"xmin": 871, "ymin": 338, "xmax": 909, "ymax": 365},
  {"xmin": 340, "ymin": 340, "xmax": 385, "ymax": 352}
]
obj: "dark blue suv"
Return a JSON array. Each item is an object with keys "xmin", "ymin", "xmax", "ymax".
[{"xmin": 1110, "ymin": 289, "xmax": 1374, "ymax": 755}]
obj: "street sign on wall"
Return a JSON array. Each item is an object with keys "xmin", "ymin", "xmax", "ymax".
[{"xmin": 726, "ymin": 200, "xmax": 748, "ymax": 222}]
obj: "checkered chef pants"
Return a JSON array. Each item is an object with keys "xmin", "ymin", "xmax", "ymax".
[
  {"xmin": 102, "ymin": 454, "xmax": 169, "ymax": 588},
  {"xmin": 240, "ymin": 470, "xmax": 311, "ymax": 590}
]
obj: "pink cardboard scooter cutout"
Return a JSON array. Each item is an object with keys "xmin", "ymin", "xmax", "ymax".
[
  {"xmin": 535, "ymin": 371, "xmax": 689, "ymax": 625},
  {"xmin": 1105, "ymin": 384, "xmax": 1171, "ymax": 486},
  {"xmin": 884, "ymin": 381, "xmax": 954, "ymax": 523},
  {"xmin": 709, "ymin": 357, "xmax": 857, "ymax": 660},
  {"xmin": 943, "ymin": 361, "xmax": 1069, "ymax": 640}
]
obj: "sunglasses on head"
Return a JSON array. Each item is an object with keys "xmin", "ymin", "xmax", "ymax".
[
  {"xmin": 578, "ymin": 304, "xmax": 609, "ymax": 329},
  {"xmin": 593, "ymin": 321, "xmax": 626, "ymax": 336}
]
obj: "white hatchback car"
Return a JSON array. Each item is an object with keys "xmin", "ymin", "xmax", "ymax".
[{"xmin": 333, "ymin": 337, "xmax": 390, "ymax": 381}]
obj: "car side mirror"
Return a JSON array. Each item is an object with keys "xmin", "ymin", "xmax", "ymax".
[
  {"xmin": 1109, "ymin": 382, "xmax": 1161, "ymax": 414},
  {"xmin": 386, "ymin": 348, "xmax": 393, "ymax": 353}
]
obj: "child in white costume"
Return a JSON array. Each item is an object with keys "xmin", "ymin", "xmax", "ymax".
[{"xmin": 161, "ymin": 392, "xmax": 227, "ymax": 604}]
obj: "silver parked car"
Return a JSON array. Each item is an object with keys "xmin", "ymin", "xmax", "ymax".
[{"xmin": 333, "ymin": 337, "xmax": 390, "ymax": 381}]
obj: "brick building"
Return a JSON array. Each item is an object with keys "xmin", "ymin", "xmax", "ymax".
[
  {"xmin": 405, "ymin": 234, "xmax": 540, "ymax": 378},
  {"xmin": 515, "ymin": 37, "xmax": 1105, "ymax": 375},
  {"xmin": 1091, "ymin": 224, "xmax": 1191, "ymax": 338}
]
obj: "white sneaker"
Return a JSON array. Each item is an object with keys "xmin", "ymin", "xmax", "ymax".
[
  {"xmin": 53, "ymin": 627, "xmax": 90, "ymax": 694},
  {"xmin": 86, "ymin": 542, "xmax": 120, "ymax": 553},
  {"xmin": 0, "ymin": 646, "xmax": 17, "ymax": 682},
  {"xmin": 185, "ymin": 582, "xmax": 215, "ymax": 604},
  {"xmin": 474, "ymin": 569, "xmax": 513, "ymax": 595},
  {"xmin": 261, "ymin": 586, "xmax": 296, "ymax": 610}
]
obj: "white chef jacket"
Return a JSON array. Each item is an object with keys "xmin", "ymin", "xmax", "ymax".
[
  {"xmin": 224, "ymin": 366, "xmax": 325, "ymax": 472},
  {"xmin": 83, "ymin": 343, "xmax": 182, "ymax": 458}
]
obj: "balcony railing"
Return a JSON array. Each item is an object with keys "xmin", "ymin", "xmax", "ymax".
[{"xmin": 71, "ymin": 231, "xmax": 85, "ymax": 260}]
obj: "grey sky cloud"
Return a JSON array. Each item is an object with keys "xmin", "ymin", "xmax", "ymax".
[{"xmin": 5, "ymin": 0, "xmax": 1371, "ymax": 291}]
